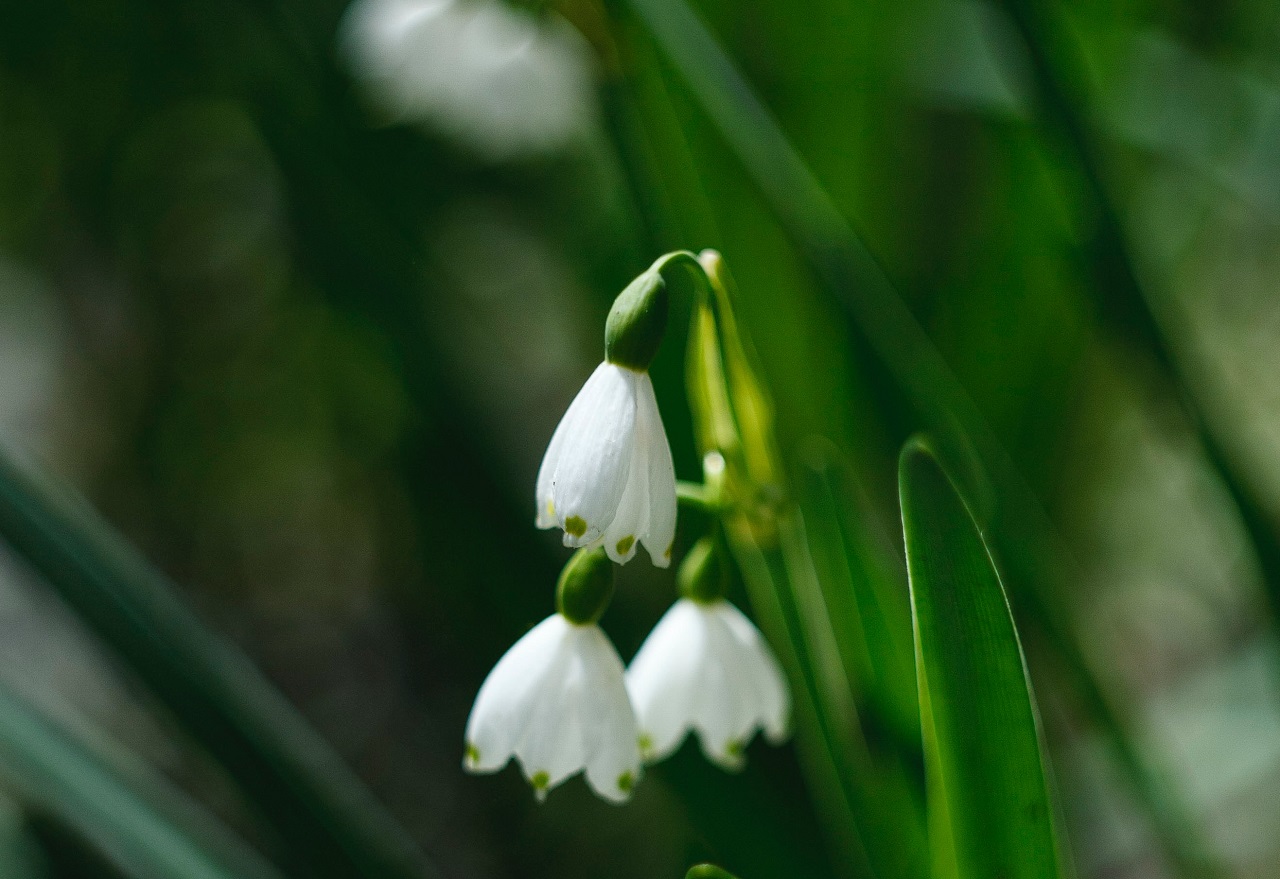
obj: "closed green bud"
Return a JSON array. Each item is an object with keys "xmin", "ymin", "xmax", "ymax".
[
  {"xmin": 678, "ymin": 536, "xmax": 728, "ymax": 604},
  {"xmin": 556, "ymin": 547, "xmax": 615, "ymax": 625},
  {"xmin": 605, "ymin": 268, "xmax": 668, "ymax": 371}
]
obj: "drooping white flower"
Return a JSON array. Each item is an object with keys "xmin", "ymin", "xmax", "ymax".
[
  {"xmin": 626, "ymin": 598, "xmax": 790, "ymax": 770},
  {"xmin": 339, "ymin": 0, "xmax": 597, "ymax": 161},
  {"xmin": 535, "ymin": 361, "xmax": 677, "ymax": 567},
  {"xmin": 464, "ymin": 613, "xmax": 642, "ymax": 802}
]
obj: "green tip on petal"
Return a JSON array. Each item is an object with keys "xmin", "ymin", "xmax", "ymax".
[
  {"xmin": 715, "ymin": 738, "xmax": 747, "ymax": 771},
  {"xmin": 638, "ymin": 733, "xmax": 653, "ymax": 759},
  {"xmin": 564, "ymin": 515, "xmax": 587, "ymax": 538},
  {"xmin": 617, "ymin": 771, "xmax": 635, "ymax": 794},
  {"xmin": 530, "ymin": 771, "xmax": 550, "ymax": 794},
  {"xmin": 465, "ymin": 742, "xmax": 480, "ymax": 766},
  {"xmin": 616, "ymin": 535, "xmax": 635, "ymax": 556}
]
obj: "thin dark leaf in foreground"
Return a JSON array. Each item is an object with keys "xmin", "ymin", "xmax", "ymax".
[{"xmin": 0, "ymin": 681, "xmax": 280, "ymax": 879}]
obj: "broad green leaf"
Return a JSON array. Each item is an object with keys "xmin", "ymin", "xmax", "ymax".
[
  {"xmin": 898, "ymin": 438, "xmax": 1062, "ymax": 879},
  {"xmin": 0, "ymin": 682, "xmax": 279, "ymax": 879},
  {"xmin": 0, "ymin": 450, "xmax": 438, "ymax": 879}
]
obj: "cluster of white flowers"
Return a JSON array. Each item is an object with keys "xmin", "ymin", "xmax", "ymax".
[{"xmin": 464, "ymin": 269, "xmax": 790, "ymax": 800}]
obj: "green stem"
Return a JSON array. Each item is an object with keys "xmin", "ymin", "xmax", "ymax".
[
  {"xmin": 676, "ymin": 479, "xmax": 714, "ymax": 511},
  {"xmin": 611, "ymin": 0, "xmax": 1218, "ymax": 875},
  {"xmin": 648, "ymin": 249, "xmax": 714, "ymax": 307}
]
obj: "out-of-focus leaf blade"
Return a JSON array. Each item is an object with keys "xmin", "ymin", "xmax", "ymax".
[
  {"xmin": 0, "ymin": 682, "xmax": 280, "ymax": 879},
  {"xmin": 899, "ymin": 438, "xmax": 1062, "ymax": 879},
  {"xmin": 797, "ymin": 443, "xmax": 918, "ymax": 751},
  {"xmin": 685, "ymin": 865, "xmax": 741, "ymax": 879},
  {"xmin": 0, "ymin": 795, "xmax": 47, "ymax": 879},
  {"xmin": 0, "ymin": 449, "xmax": 438, "ymax": 879}
]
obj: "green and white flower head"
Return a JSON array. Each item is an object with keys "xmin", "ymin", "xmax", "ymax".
[
  {"xmin": 536, "ymin": 269, "xmax": 677, "ymax": 566},
  {"xmin": 625, "ymin": 540, "xmax": 790, "ymax": 769},
  {"xmin": 463, "ymin": 550, "xmax": 642, "ymax": 802}
]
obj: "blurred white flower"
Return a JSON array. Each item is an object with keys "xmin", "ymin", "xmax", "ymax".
[
  {"xmin": 536, "ymin": 362, "xmax": 677, "ymax": 567},
  {"xmin": 626, "ymin": 598, "xmax": 789, "ymax": 769},
  {"xmin": 339, "ymin": 0, "xmax": 597, "ymax": 160},
  {"xmin": 464, "ymin": 613, "xmax": 642, "ymax": 803}
]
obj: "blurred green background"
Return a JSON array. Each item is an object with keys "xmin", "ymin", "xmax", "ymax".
[{"xmin": 0, "ymin": 0, "xmax": 1279, "ymax": 877}]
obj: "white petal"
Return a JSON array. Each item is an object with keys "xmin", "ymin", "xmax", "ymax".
[
  {"xmin": 719, "ymin": 602, "xmax": 791, "ymax": 742},
  {"xmin": 513, "ymin": 646, "xmax": 588, "ymax": 793},
  {"xmin": 464, "ymin": 615, "xmax": 573, "ymax": 773},
  {"xmin": 635, "ymin": 373, "xmax": 676, "ymax": 567},
  {"xmin": 540, "ymin": 363, "xmax": 638, "ymax": 546},
  {"xmin": 691, "ymin": 610, "xmax": 751, "ymax": 769},
  {"xmin": 625, "ymin": 600, "xmax": 706, "ymax": 762},
  {"xmin": 577, "ymin": 626, "xmax": 643, "ymax": 802},
  {"xmin": 601, "ymin": 385, "xmax": 651, "ymax": 564},
  {"xmin": 692, "ymin": 602, "xmax": 789, "ymax": 766},
  {"xmin": 535, "ymin": 401, "xmax": 571, "ymax": 528}
]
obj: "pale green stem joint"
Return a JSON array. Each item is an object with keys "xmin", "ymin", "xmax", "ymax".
[
  {"xmin": 678, "ymin": 535, "xmax": 728, "ymax": 604},
  {"xmin": 556, "ymin": 548, "xmax": 615, "ymax": 625},
  {"xmin": 676, "ymin": 480, "xmax": 715, "ymax": 512}
]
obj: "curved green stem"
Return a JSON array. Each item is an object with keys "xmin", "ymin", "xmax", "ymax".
[{"xmin": 649, "ymin": 249, "xmax": 713, "ymax": 306}]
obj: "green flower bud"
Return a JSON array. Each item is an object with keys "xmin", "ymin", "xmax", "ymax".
[
  {"xmin": 605, "ymin": 268, "xmax": 668, "ymax": 371},
  {"xmin": 556, "ymin": 547, "xmax": 615, "ymax": 625},
  {"xmin": 678, "ymin": 536, "xmax": 728, "ymax": 604}
]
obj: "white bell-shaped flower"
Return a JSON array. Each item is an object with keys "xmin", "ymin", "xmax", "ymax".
[
  {"xmin": 464, "ymin": 613, "xmax": 642, "ymax": 802},
  {"xmin": 626, "ymin": 598, "xmax": 790, "ymax": 770},
  {"xmin": 535, "ymin": 361, "xmax": 677, "ymax": 567}
]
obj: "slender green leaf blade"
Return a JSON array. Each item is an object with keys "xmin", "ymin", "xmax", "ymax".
[
  {"xmin": 899, "ymin": 438, "xmax": 1061, "ymax": 879},
  {"xmin": 0, "ymin": 682, "xmax": 280, "ymax": 879}
]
